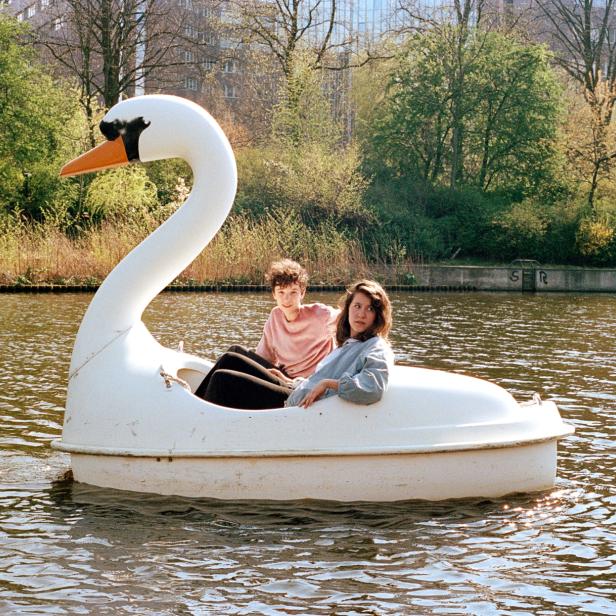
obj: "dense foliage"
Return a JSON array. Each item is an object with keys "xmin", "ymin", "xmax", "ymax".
[
  {"xmin": 356, "ymin": 30, "xmax": 615, "ymax": 264},
  {"xmin": 0, "ymin": 16, "xmax": 84, "ymax": 225},
  {"xmin": 367, "ymin": 30, "xmax": 561, "ymax": 195},
  {"xmin": 1, "ymin": 12, "xmax": 616, "ymax": 271}
]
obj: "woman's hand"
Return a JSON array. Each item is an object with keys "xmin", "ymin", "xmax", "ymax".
[
  {"xmin": 300, "ymin": 379, "xmax": 339, "ymax": 408},
  {"xmin": 268, "ymin": 368, "xmax": 294, "ymax": 386}
]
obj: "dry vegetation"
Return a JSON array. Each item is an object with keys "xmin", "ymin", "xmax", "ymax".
[{"xmin": 0, "ymin": 213, "xmax": 415, "ymax": 287}]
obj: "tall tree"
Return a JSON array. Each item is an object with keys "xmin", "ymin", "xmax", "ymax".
[
  {"xmin": 213, "ymin": 1, "xmax": 356, "ymax": 141},
  {"xmin": 0, "ymin": 15, "xmax": 82, "ymax": 219},
  {"xmin": 535, "ymin": 0, "xmax": 616, "ymax": 212},
  {"xmin": 397, "ymin": 0, "xmax": 490, "ymax": 189},
  {"xmin": 229, "ymin": 0, "xmax": 346, "ymax": 79},
  {"xmin": 32, "ymin": 0, "xmax": 187, "ymax": 142},
  {"xmin": 366, "ymin": 29, "xmax": 561, "ymax": 194}
]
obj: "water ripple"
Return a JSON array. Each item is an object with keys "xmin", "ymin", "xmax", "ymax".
[{"xmin": 0, "ymin": 292, "xmax": 615, "ymax": 614}]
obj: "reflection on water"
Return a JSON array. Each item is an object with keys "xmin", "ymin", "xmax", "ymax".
[{"xmin": 1, "ymin": 291, "xmax": 615, "ymax": 614}]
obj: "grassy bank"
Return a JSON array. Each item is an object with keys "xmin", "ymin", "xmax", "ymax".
[{"xmin": 0, "ymin": 213, "xmax": 416, "ymax": 287}]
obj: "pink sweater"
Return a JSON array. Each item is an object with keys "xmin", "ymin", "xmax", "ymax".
[{"xmin": 256, "ymin": 303, "xmax": 339, "ymax": 378}]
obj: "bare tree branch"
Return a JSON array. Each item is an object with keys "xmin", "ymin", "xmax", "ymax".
[
  {"xmin": 535, "ymin": 0, "xmax": 616, "ymax": 210},
  {"xmin": 32, "ymin": 0, "xmax": 189, "ymax": 114}
]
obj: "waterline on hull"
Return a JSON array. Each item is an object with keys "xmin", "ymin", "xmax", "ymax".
[{"xmin": 70, "ymin": 440, "xmax": 559, "ymax": 501}]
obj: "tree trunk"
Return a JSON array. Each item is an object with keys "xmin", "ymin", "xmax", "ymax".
[{"xmin": 449, "ymin": 26, "xmax": 469, "ymax": 190}]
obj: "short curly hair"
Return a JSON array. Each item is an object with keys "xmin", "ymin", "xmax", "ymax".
[{"xmin": 265, "ymin": 259, "xmax": 309, "ymax": 291}]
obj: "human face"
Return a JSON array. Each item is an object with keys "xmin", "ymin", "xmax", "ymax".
[
  {"xmin": 273, "ymin": 283, "xmax": 305, "ymax": 319},
  {"xmin": 348, "ymin": 291, "xmax": 377, "ymax": 338}
]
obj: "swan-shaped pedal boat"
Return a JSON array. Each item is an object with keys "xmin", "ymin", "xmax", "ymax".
[{"xmin": 51, "ymin": 95, "xmax": 574, "ymax": 501}]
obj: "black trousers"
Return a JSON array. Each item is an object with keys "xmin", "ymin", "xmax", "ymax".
[{"xmin": 195, "ymin": 345, "xmax": 292, "ymax": 410}]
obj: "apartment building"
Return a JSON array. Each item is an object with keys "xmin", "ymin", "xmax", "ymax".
[
  {"xmin": 3, "ymin": 0, "xmax": 411, "ymax": 100},
  {"xmin": 3, "ymin": 0, "xmax": 240, "ymax": 110},
  {"xmin": 8, "ymin": 0, "xmax": 594, "ymax": 138}
]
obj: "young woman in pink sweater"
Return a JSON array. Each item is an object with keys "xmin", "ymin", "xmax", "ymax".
[{"xmin": 194, "ymin": 259, "xmax": 338, "ymax": 400}]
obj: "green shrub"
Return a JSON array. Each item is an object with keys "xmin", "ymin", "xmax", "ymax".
[
  {"xmin": 484, "ymin": 199, "xmax": 548, "ymax": 261},
  {"xmin": 540, "ymin": 198, "xmax": 583, "ymax": 263},
  {"xmin": 145, "ymin": 159, "xmax": 192, "ymax": 207},
  {"xmin": 235, "ymin": 142, "xmax": 371, "ymax": 230},
  {"xmin": 84, "ymin": 166, "xmax": 158, "ymax": 224},
  {"xmin": 364, "ymin": 179, "xmax": 501, "ymax": 260},
  {"xmin": 576, "ymin": 218, "xmax": 616, "ymax": 265}
]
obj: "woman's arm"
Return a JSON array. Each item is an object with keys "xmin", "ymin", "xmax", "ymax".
[
  {"xmin": 299, "ymin": 379, "xmax": 339, "ymax": 408},
  {"xmin": 286, "ymin": 339, "xmax": 393, "ymax": 409},
  {"xmin": 337, "ymin": 347, "xmax": 391, "ymax": 405}
]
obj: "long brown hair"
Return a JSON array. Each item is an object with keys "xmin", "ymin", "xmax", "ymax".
[{"xmin": 336, "ymin": 280, "xmax": 392, "ymax": 346}]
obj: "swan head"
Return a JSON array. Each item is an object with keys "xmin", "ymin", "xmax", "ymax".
[{"xmin": 61, "ymin": 94, "xmax": 234, "ymax": 177}]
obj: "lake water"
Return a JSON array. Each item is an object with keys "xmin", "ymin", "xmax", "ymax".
[{"xmin": 1, "ymin": 291, "xmax": 614, "ymax": 615}]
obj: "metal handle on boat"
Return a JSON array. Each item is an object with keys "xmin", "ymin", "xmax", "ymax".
[{"xmin": 532, "ymin": 392, "xmax": 542, "ymax": 405}]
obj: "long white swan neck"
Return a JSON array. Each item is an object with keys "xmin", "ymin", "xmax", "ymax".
[{"xmin": 70, "ymin": 106, "xmax": 237, "ymax": 369}]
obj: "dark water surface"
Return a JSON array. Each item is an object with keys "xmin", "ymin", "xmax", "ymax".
[{"xmin": 0, "ymin": 291, "xmax": 614, "ymax": 615}]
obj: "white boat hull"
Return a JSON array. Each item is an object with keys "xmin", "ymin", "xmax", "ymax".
[{"xmin": 69, "ymin": 439, "xmax": 558, "ymax": 501}]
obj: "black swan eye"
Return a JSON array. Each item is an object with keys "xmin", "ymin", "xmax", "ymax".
[
  {"xmin": 100, "ymin": 119, "xmax": 123, "ymax": 141},
  {"xmin": 99, "ymin": 117, "xmax": 151, "ymax": 161}
]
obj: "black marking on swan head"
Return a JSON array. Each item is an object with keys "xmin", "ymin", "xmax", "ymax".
[{"xmin": 99, "ymin": 117, "xmax": 151, "ymax": 161}]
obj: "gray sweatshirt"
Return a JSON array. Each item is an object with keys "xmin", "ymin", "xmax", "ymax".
[{"xmin": 285, "ymin": 336, "xmax": 394, "ymax": 407}]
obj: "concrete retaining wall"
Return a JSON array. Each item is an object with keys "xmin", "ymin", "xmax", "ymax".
[
  {"xmin": 413, "ymin": 265, "xmax": 616, "ymax": 292},
  {"xmin": 2, "ymin": 266, "xmax": 615, "ymax": 293}
]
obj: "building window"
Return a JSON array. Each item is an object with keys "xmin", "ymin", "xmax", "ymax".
[
  {"xmin": 53, "ymin": 17, "xmax": 63, "ymax": 30},
  {"xmin": 223, "ymin": 83, "xmax": 238, "ymax": 99},
  {"xmin": 182, "ymin": 49, "xmax": 194, "ymax": 63},
  {"xmin": 184, "ymin": 24, "xmax": 197, "ymax": 38},
  {"xmin": 16, "ymin": 12, "xmax": 24, "ymax": 21},
  {"xmin": 26, "ymin": 4, "xmax": 36, "ymax": 17},
  {"xmin": 41, "ymin": 0, "xmax": 49, "ymax": 7},
  {"xmin": 199, "ymin": 30, "xmax": 215, "ymax": 44},
  {"xmin": 185, "ymin": 77, "xmax": 199, "ymax": 91},
  {"xmin": 223, "ymin": 59, "xmax": 238, "ymax": 74},
  {"xmin": 201, "ymin": 57, "xmax": 215, "ymax": 70}
]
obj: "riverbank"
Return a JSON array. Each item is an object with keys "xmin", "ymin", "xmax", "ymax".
[
  {"xmin": 414, "ymin": 264, "xmax": 616, "ymax": 292},
  {"xmin": 0, "ymin": 283, "xmax": 477, "ymax": 293},
  {"xmin": 1, "ymin": 264, "xmax": 615, "ymax": 293},
  {"xmin": 2, "ymin": 220, "xmax": 615, "ymax": 293},
  {"xmin": 3, "ymin": 214, "xmax": 615, "ymax": 292}
]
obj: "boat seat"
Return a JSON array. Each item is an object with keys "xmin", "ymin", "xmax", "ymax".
[{"xmin": 177, "ymin": 367, "xmax": 207, "ymax": 392}]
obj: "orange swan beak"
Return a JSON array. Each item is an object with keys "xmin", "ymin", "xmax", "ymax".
[{"xmin": 60, "ymin": 137, "xmax": 129, "ymax": 177}]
